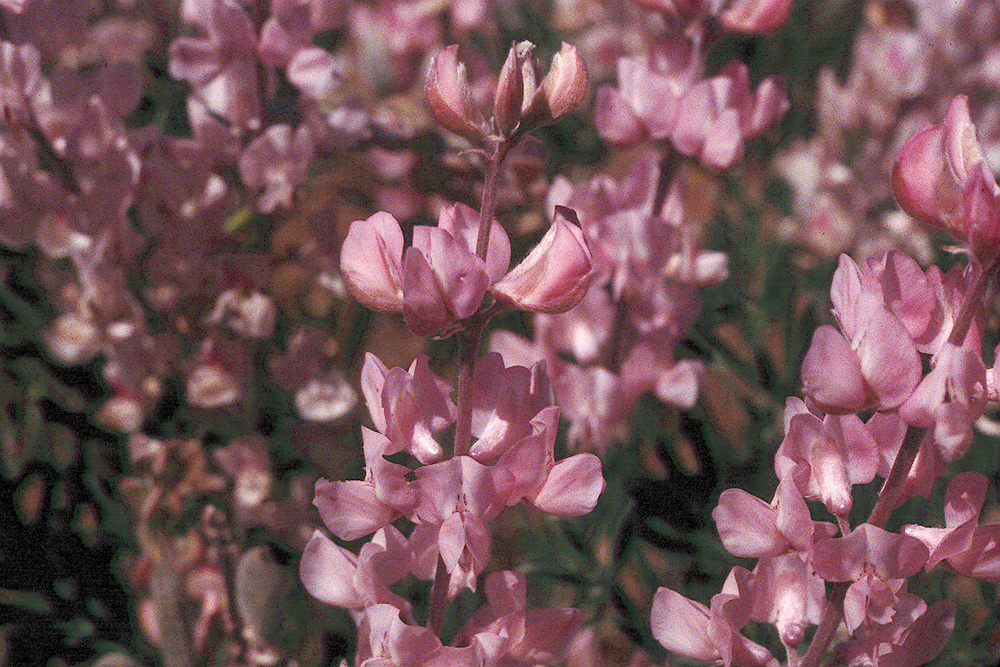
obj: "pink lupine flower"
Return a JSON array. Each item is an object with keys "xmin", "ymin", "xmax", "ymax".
[
  {"xmin": 340, "ymin": 211, "xmax": 406, "ymax": 312},
  {"xmin": 650, "ymin": 586, "xmax": 779, "ymax": 667},
  {"xmin": 744, "ymin": 552, "xmax": 825, "ymax": 649},
  {"xmin": 312, "ymin": 428, "xmax": 415, "ymax": 541},
  {"xmin": 340, "ymin": 200, "xmax": 512, "ymax": 335},
  {"xmin": 300, "ymin": 525, "xmax": 412, "ymax": 612},
  {"xmin": 867, "ymin": 411, "xmax": 947, "ymax": 505},
  {"xmin": 437, "ymin": 201, "xmax": 511, "ymax": 284},
  {"xmin": 492, "ymin": 205, "xmax": 593, "ymax": 313},
  {"xmin": 902, "ymin": 471, "xmax": 988, "ymax": 570},
  {"xmin": 893, "ymin": 94, "xmax": 1000, "ymax": 262},
  {"xmin": 713, "ymin": 475, "xmax": 837, "ymax": 558},
  {"xmin": 451, "ymin": 570, "xmax": 583, "ymax": 665},
  {"xmin": 410, "ymin": 456, "xmax": 513, "ymax": 597},
  {"xmin": 427, "ymin": 41, "xmax": 588, "ymax": 143},
  {"xmin": 835, "ymin": 594, "xmax": 955, "ymax": 667},
  {"xmin": 811, "ymin": 524, "xmax": 929, "ymax": 633},
  {"xmin": 904, "ymin": 472, "xmax": 1000, "ymax": 581},
  {"xmin": 519, "ymin": 42, "xmax": 589, "ymax": 134},
  {"xmin": 469, "ymin": 353, "xmax": 552, "ymax": 463},
  {"xmin": 425, "ymin": 44, "xmax": 487, "ymax": 144},
  {"xmin": 801, "ymin": 254, "xmax": 922, "ymax": 413},
  {"xmin": 774, "ymin": 403, "xmax": 879, "ymax": 517},
  {"xmin": 361, "ymin": 353, "xmax": 456, "ymax": 464},
  {"xmin": 899, "ymin": 342, "xmax": 987, "ymax": 461},
  {"xmin": 238, "ymin": 124, "xmax": 315, "ymax": 213},
  {"xmin": 354, "ymin": 604, "xmax": 446, "ymax": 666}
]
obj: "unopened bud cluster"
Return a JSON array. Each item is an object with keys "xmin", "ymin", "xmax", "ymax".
[{"xmin": 426, "ymin": 41, "xmax": 588, "ymax": 145}]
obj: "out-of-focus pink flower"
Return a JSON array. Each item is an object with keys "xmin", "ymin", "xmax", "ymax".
[
  {"xmin": 238, "ymin": 124, "xmax": 315, "ymax": 213},
  {"xmin": 169, "ymin": 0, "xmax": 261, "ymax": 130},
  {"xmin": 670, "ymin": 62, "xmax": 789, "ymax": 170},
  {"xmin": 492, "ymin": 205, "xmax": 593, "ymax": 313},
  {"xmin": 720, "ymin": 0, "xmax": 793, "ymax": 34},
  {"xmin": 593, "ymin": 36, "xmax": 700, "ymax": 146}
]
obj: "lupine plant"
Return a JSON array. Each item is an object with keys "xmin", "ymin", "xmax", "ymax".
[
  {"xmin": 298, "ymin": 41, "xmax": 609, "ymax": 664},
  {"xmin": 1, "ymin": 0, "xmax": 1000, "ymax": 666}
]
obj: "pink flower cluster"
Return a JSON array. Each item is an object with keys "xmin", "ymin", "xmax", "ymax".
[
  {"xmin": 300, "ymin": 352, "xmax": 604, "ymax": 661},
  {"xmin": 341, "ymin": 202, "xmax": 591, "ymax": 335},
  {"xmin": 300, "ymin": 39, "xmax": 607, "ymax": 666},
  {"xmin": 651, "ymin": 97, "xmax": 1000, "ymax": 667}
]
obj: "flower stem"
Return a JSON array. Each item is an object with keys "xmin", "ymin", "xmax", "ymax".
[
  {"xmin": 475, "ymin": 139, "xmax": 510, "ymax": 261},
  {"xmin": 453, "ymin": 319, "xmax": 483, "ymax": 458}
]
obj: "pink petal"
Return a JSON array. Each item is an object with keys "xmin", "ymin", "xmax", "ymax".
[
  {"xmin": 713, "ymin": 489, "xmax": 787, "ymax": 558},
  {"xmin": 299, "ymin": 530, "xmax": 361, "ymax": 608},
  {"xmin": 340, "ymin": 212, "xmax": 405, "ymax": 312},
  {"xmin": 651, "ymin": 588, "xmax": 718, "ymax": 662},
  {"xmin": 528, "ymin": 453, "xmax": 605, "ymax": 516},
  {"xmin": 313, "ymin": 478, "xmax": 398, "ymax": 541}
]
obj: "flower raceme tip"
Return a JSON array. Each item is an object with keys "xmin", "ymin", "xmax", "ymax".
[{"xmin": 426, "ymin": 41, "xmax": 588, "ymax": 144}]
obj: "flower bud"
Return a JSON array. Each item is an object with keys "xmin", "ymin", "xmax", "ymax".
[
  {"xmin": 522, "ymin": 43, "xmax": 588, "ymax": 130},
  {"xmin": 491, "ymin": 205, "xmax": 592, "ymax": 313},
  {"xmin": 493, "ymin": 42, "xmax": 525, "ymax": 137},
  {"xmin": 425, "ymin": 45, "xmax": 487, "ymax": 143}
]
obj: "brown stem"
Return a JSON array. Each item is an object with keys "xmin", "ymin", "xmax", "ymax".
[{"xmin": 799, "ymin": 581, "xmax": 848, "ymax": 667}]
